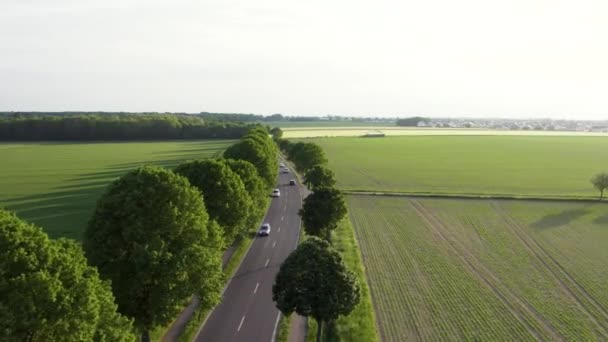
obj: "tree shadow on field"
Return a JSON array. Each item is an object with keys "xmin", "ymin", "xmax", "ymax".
[
  {"xmin": 1, "ymin": 156, "xmax": 210, "ymax": 241},
  {"xmin": 531, "ymin": 208, "xmax": 589, "ymax": 230},
  {"xmin": 592, "ymin": 214, "xmax": 608, "ymax": 225}
]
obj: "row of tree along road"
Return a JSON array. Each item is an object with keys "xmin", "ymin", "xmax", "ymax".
[
  {"xmin": 272, "ymin": 135, "xmax": 361, "ymax": 342},
  {"xmin": 0, "ymin": 126, "xmax": 278, "ymax": 341}
]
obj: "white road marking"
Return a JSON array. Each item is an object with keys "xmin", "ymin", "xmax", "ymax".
[
  {"xmin": 237, "ymin": 315, "xmax": 245, "ymax": 332},
  {"xmin": 281, "ymin": 216, "xmax": 284, "ymax": 221},
  {"xmin": 265, "ymin": 259, "xmax": 270, "ymax": 267},
  {"xmin": 278, "ymin": 227, "xmax": 281, "ymax": 232},
  {"xmin": 254, "ymin": 282, "xmax": 259, "ymax": 294},
  {"xmin": 284, "ymin": 204, "xmax": 287, "ymax": 211},
  {"xmin": 270, "ymin": 311, "xmax": 281, "ymax": 342},
  {"xmin": 272, "ymin": 240, "xmax": 277, "ymax": 248}
]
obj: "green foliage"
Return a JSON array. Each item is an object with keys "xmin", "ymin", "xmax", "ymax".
[
  {"xmin": 224, "ymin": 129, "xmax": 279, "ymax": 189},
  {"xmin": 304, "ymin": 165, "xmax": 336, "ymax": 190},
  {"xmin": 273, "ymin": 237, "xmax": 360, "ymax": 341},
  {"xmin": 0, "ymin": 113, "xmax": 257, "ymax": 141},
  {"xmin": 395, "ymin": 116, "xmax": 430, "ymax": 126},
  {"xmin": 300, "ymin": 187, "xmax": 347, "ymax": 240},
  {"xmin": 84, "ymin": 166, "xmax": 225, "ymax": 334},
  {"xmin": 222, "ymin": 159, "xmax": 267, "ymax": 228},
  {"xmin": 591, "ymin": 172, "xmax": 608, "ymax": 199},
  {"xmin": 0, "ymin": 209, "xmax": 135, "ymax": 341},
  {"xmin": 287, "ymin": 142, "xmax": 328, "ymax": 174},
  {"xmin": 270, "ymin": 127, "xmax": 284, "ymax": 139},
  {"xmin": 175, "ymin": 159, "xmax": 252, "ymax": 245},
  {"xmin": 0, "ymin": 140, "xmax": 234, "ymax": 240}
]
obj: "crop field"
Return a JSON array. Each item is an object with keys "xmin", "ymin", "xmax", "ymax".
[
  {"xmin": 284, "ymin": 127, "xmax": 608, "ymax": 138},
  {"xmin": 0, "ymin": 140, "xmax": 233, "ymax": 240},
  {"xmin": 310, "ymin": 135, "xmax": 608, "ymax": 198},
  {"xmin": 348, "ymin": 195, "xmax": 608, "ymax": 341}
]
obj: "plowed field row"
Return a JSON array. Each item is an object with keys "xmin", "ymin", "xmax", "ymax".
[{"xmin": 349, "ymin": 195, "xmax": 608, "ymax": 341}]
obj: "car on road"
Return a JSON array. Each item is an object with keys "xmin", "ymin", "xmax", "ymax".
[
  {"xmin": 282, "ymin": 168, "xmax": 290, "ymax": 173},
  {"xmin": 279, "ymin": 162, "xmax": 285, "ymax": 167},
  {"xmin": 271, "ymin": 189, "xmax": 281, "ymax": 197},
  {"xmin": 289, "ymin": 179, "xmax": 296, "ymax": 185},
  {"xmin": 259, "ymin": 223, "xmax": 271, "ymax": 236}
]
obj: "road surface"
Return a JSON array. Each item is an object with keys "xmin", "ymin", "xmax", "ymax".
[{"xmin": 194, "ymin": 168, "xmax": 302, "ymax": 342}]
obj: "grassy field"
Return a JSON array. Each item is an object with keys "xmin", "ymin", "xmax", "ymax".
[
  {"xmin": 0, "ymin": 140, "xmax": 234, "ymax": 240},
  {"xmin": 284, "ymin": 127, "xmax": 608, "ymax": 138},
  {"xmin": 348, "ymin": 195, "xmax": 608, "ymax": 341},
  {"xmin": 309, "ymin": 135, "xmax": 608, "ymax": 198}
]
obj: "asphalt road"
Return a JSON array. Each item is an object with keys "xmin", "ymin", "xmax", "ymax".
[{"xmin": 194, "ymin": 168, "xmax": 302, "ymax": 342}]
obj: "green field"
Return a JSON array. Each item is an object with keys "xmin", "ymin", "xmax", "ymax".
[
  {"xmin": 348, "ymin": 195, "xmax": 608, "ymax": 341},
  {"xmin": 310, "ymin": 136, "xmax": 608, "ymax": 198},
  {"xmin": 0, "ymin": 140, "xmax": 233, "ymax": 240},
  {"xmin": 284, "ymin": 127, "xmax": 608, "ymax": 138}
]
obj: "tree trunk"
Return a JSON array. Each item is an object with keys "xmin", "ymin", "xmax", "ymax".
[
  {"xmin": 316, "ymin": 319, "xmax": 324, "ymax": 342},
  {"xmin": 141, "ymin": 330, "xmax": 150, "ymax": 342}
]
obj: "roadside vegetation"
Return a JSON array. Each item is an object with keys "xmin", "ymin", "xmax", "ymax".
[
  {"xmin": 0, "ymin": 126, "xmax": 279, "ymax": 340},
  {"xmin": 275, "ymin": 135, "xmax": 380, "ymax": 342}
]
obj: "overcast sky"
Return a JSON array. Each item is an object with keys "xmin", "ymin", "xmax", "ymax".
[{"xmin": 1, "ymin": 0, "xmax": 607, "ymax": 119}]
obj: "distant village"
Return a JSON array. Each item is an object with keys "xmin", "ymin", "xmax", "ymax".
[{"xmin": 317, "ymin": 116, "xmax": 608, "ymax": 132}]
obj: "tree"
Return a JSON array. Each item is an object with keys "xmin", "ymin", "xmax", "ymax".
[
  {"xmin": 0, "ymin": 209, "xmax": 136, "ymax": 342},
  {"xmin": 273, "ymin": 237, "xmax": 360, "ymax": 342},
  {"xmin": 304, "ymin": 165, "xmax": 336, "ymax": 190},
  {"xmin": 222, "ymin": 158, "xmax": 267, "ymax": 229},
  {"xmin": 299, "ymin": 187, "xmax": 347, "ymax": 241},
  {"xmin": 84, "ymin": 166, "xmax": 224, "ymax": 340},
  {"xmin": 175, "ymin": 159, "xmax": 253, "ymax": 245},
  {"xmin": 224, "ymin": 137, "xmax": 277, "ymax": 188},
  {"xmin": 287, "ymin": 142, "xmax": 327, "ymax": 174},
  {"xmin": 270, "ymin": 127, "xmax": 283, "ymax": 140},
  {"xmin": 591, "ymin": 172, "xmax": 608, "ymax": 200}
]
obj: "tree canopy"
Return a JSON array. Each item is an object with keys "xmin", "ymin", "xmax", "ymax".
[
  {"xmin": 304, "ymin": 165, "xmax": 337, "ymax": 190},
  {"xmin": 84, "ymin": 166, "xmax": 224, "ymax": 338},
  {"xmin": 273, "ymin": 237, "xmax": 360, "ymax": 342},
  {"xmin": 222, "ymin": 158, "xmax": 267, "ymax": 228},
  {"xmin": 299, "ymin": 187, "xmax": 348, "ymax": 240},
  {"xmin": 591, "ymin": 172, "xmax": 608, "ymax": 200},
  {"xmin": 287, "ymin": 142, "xmax": 328, "ymax": 174},
  {"xmin": 175, "ymin": 159, "xmax": 253, "ymax": 245},
  {"xmin": 395, "ymin": 116, "xmax": 431, "ymax": 127},
  {"xmin": 224, "ymin": 128, "xmax": 278, "ymax": 188},
  {"xmin": 0, "ymin": 209, "xmax": 135, "ymax": 342}
]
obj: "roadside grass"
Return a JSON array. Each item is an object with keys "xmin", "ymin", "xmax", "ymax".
[
  {"xmin": 308, "ymin": 135, "xmax": 608, "ymax": 198},
  {"xmin": 348, "ymin": 195, "xmax": 608, "ymax": 341},
  {"xmin": 0, "ymin": 140, "xmax": 234, "ymax": 240}
]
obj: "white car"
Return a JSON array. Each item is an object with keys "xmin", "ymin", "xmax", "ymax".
[
  {"xmin": 271, "ymin": 189, "xmax": 281, "ymax": 197},
  {"xmin": 279, "ymin": 162, "xmax": 285, "ymax": 167},
  {"xmin": 282, "ymin": 168, "xmax": 290, "ymax": 174},
  {"xmin": 259, "ymin": 223, "xmax": 271, "ymax": 236}
]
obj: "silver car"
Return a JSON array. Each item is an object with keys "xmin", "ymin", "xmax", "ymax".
[{"xmin": 259, "ymin": 223, "xmax": 271, "ymax": 236}]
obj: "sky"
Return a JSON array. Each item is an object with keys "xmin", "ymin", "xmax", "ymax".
[{"xmin": 1, "ymin": 0, "xmax": 607, "ymax": 119}]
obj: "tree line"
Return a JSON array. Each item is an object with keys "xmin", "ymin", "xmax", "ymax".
[
  {"xmin": 272, "ymin": 132, "xmax": 360, "ymax": 342},
  {"xmin": 0, "ymin": 126, "xmax": 278, "ymax": 341},
  {"xmin": 0, "ymin": 113, "xmax": 259, "ymax": 140}
]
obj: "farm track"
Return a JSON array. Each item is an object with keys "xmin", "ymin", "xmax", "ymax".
[
  {"xmin": 409, "ymin": 199, "xmax": 561, "ymax": 341},
  {"xmin": 492, "ymin": 202, "xmax": 608, "ymax": 337}
]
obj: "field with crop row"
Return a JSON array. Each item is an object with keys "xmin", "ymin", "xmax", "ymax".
[
  {"xmin": 311, "ymin": 135, "xmax": 608, "ymax": 198},
  {"xmin": 0, "ymin": 140, "xmax": 234, "ymax": 240},
  {"xmin": 348, "ymin": 195, "xmax": 608, "ymax": 341}
]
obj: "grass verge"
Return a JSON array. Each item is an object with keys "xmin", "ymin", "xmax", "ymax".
[{"xmin": 303, "ymin": 218, "xmax": 379, "ymax": 342}]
